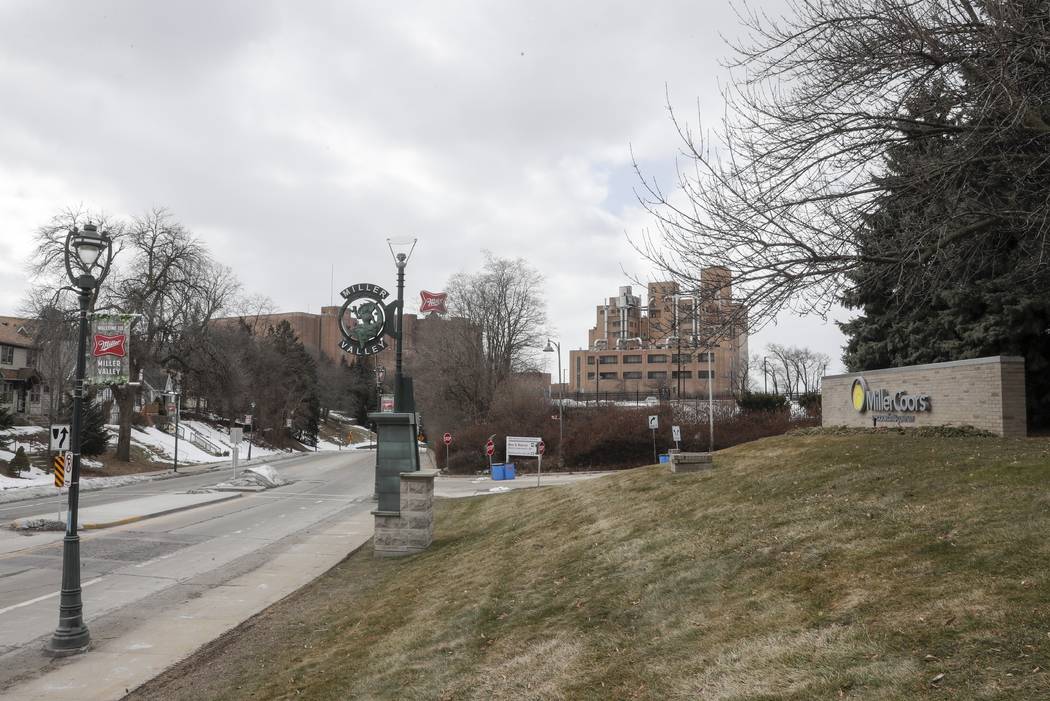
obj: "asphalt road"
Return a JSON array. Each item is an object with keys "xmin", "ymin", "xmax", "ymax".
[{"xmin": 0, "ymin": 449, "xmax": 375, "ymax": 693}]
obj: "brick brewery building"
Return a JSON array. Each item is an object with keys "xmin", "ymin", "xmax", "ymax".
[
  {"xmin": 567, "ymin": 266, "xmax": 748, "ymax": 398},
  {"xmin": 212, "ymin": 305, "xmax": 452, "ymax": 377}
]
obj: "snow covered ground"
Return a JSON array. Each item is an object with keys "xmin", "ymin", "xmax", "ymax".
[
  {"xmin": 124, "ymin": 420, "xmax": 293, "ymax": 465},
  {"xmin": 0, "ymin": 465, "xmax": 53, "ymax": 490},
  {"xmin": 1, "ymin": 415, "xmax": 351, "ymax": 493}
]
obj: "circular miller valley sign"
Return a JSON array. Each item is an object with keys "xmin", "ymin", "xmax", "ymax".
[{"xmin": 337, "ymin": 283, "xmax": 395, "ymax": 356}]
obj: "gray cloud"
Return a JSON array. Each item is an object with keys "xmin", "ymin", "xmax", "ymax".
[{"xmin": 0, "ymin": 0, "xmax": 847, "ymax": 374}]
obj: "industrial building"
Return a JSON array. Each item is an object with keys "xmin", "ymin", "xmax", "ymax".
[{"xmin": 567, "ymin": 267, "xmax": 748, "ymax": 398}]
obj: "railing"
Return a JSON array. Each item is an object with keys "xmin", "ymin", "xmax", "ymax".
[{"xmin": 156, "ymin": 421, "xmax": 225, "ymax": 455}]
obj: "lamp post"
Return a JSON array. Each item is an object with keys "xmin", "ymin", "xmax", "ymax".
[
  {"xmin": 167, "ymin": 373, "xmax": 182, "ymax": 473},
  {"xmin": 47, "ymin": 223, "xmax": 113, "ymax": 656},
  {"xmin": 247, "ymin": 400, "xmax": 255, "ymax": 460},
  {"xmin": 543, "ymin": 338, "xmax": 564, "ymax": 468},
  {"xmin": 387, "ymin": 238, "xmax": 417, "ymax": 412}
]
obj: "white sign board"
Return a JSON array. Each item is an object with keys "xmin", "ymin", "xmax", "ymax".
[
  {"xmin": 230, "ymin": 427, "xmax": 243, "ymax": 444},
  {"xmin": 648, "ymin": 415, "xmax": 659, "ymax": 430},
  {"xmin": 672, "ymin": 425, "xmax": 681, "ymax": 442},
  {"xmin": 50, "ymin": 424, "xmax": 71, "ymax": 451},
  {"xmin": 506, "ymin": 436, "xmax": 543, "ymax": 458}
]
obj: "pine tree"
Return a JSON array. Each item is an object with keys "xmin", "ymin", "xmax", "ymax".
[
  {"xmin": 80, "ymin": 398, "xmax": 110, "ymax": 457},
  {"xmin": 348, "ymin": 360, "xmax": 378, "ymax": 426},
  {"xmin": 59, "ymin": 394, "xmax": 113, "ymax": 457},
  {"xmin": 267, "ymin": 321, "xmax": 321, "ymax": 446},
  {"xmin": 9, "ymin": 446, "xmax": 29, "ymax": 475},
  {"xmin": 840, "ymin": 94, "xmax": 1050, "ymax": 427}
]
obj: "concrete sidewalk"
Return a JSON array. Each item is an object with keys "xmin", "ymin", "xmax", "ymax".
[
  {"xmin": 4, "ymin": 507, "xmax": 375, "ymax": 701},
  {"xmin": 10, "ymin": 492, "xmax": 242, "ymax": 530}
]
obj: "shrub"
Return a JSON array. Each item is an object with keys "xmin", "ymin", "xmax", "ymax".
[
  {"xmin": 797, "ymin": 392, "xmax": 822, "ymax": 418},
  {"xmin": 9, "ymin": 446, "xmax": 30, "ymax": 475},
  {"xmin": 737, "ymin": 392, "xmax": 789, "ymax": 413}
]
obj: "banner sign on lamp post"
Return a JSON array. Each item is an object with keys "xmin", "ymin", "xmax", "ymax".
[{"xmin": 87, "ymin": 314, "xmax": 132, "ymax": 386}]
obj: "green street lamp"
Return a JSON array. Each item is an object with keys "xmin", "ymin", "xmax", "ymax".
[
  {"xmin": 47, "ymin": 223, "xmax": 113, "ymax": 656},
  {"xmin": 543, "ymin": 338, "xmax": 564, "ymax": 468},
  {"xmin": 386, "ymin": 238, "xmax": 416, "ymax": 411}
]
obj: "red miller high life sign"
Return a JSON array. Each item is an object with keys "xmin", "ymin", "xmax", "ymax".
[
  {"xmin": 419, "ymin": 290, "xmax": 448, "ymax": 315},
  {"xmin": 88, "ymin": 314, "xmax": 132, "ymax": 386}
]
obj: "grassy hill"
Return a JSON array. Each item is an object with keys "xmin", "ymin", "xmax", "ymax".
[{"xmin": 130, "ymin": 431, "xmax": 1050, "ymax": 700}]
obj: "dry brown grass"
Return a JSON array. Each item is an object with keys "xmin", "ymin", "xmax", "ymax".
[{"xmin": 129, "ymin": 432, "xmax": 1050, "ymax": 700}]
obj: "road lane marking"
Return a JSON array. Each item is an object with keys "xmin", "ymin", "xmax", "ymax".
[{"xmin": 0, "ymin": 577, "xmax": 104, "ymax": 616}]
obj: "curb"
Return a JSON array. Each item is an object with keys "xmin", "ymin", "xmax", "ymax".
[
  {"xmin": 82, "ymin": 493, "xmax": 243, "ymax": 529},
  {"xmin": 11, "ymin": 493, "xmax": 244, "ymax": 531}
]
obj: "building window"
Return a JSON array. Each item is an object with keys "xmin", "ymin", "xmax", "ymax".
[
  {"xmin": 29, "ymin": 384, "xmax": 41, "ymax": 404},
  {"xmin": 672, "ymin": 371, "xmax": 693, "ymax": 379},
  {"xmin": 623, "ymin": 355, "xmax": 642, "ymax": 364},
  {"xmin": 599, "ymin": 372, "xmax": 618, "ymax": 380},
  {"xmin": 0, "ymin": 346, "xmax": 12, "ymax": 365},
  {"xmin": 697, "ymin": 370, "xmax": 713, "ymax": 379},
  {"xmin": 697, "ymin": 352, "xmax": 714, "ymax": 362},
  {"xmin": 647, "ymin": 371, "xmax": 668, "ymax": 379},
  {"xmin": 0, "ymin": 382, "xmax": 12, "ymax": 404},
  {"xmin": 587, "ymin": 356, "xmax": 595, "ymax": 365},
  {"xmin": 647, "ymin": 354, "xmax": 668, "ymax": 364},
  {"xmin": 671, "ymin": 353, "xmax": 693, "ymax": 364},
  {"xmin": 587, "ymin": 372, "xmax": 595, "ymax": 380},
  {"xmin": 623, "ymin": 371, "xmax": 642, "ymax": 380},
  {"xmin": 599, "ymin": 355, "xmax": 618, "ymax": 365}
]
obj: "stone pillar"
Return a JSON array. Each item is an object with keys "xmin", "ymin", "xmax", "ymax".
[{"xmin": 372, "ymin": 469, "xmax": 437, "ymax": 557}]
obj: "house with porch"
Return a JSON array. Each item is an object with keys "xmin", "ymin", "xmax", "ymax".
[{"xmin": 0, "ymin": 316, "xmax": 45, "ymax": 417}]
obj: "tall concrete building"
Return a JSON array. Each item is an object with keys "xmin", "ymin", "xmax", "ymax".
[{"xmin": 568, "ymin": 267, "xmax": 748, "ymax": 397}]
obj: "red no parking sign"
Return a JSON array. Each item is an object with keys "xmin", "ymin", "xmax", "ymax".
[{"xmin": 443, "ymin": 432, "xmax": 452, "ymax": 446}]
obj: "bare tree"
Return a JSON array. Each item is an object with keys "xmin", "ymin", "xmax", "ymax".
[
  {"xmin": 766, "ymin": 344, "xmax": 830, "ymax": 395},
  {"xmin": 635, "ymin": 0, "xmax": 1050, "ymax": 331},
  {"xmin": 28, "ymin": 207, "xmax": 235, "ymax": 461},
  {"xmin": 19, "ymin": 291, "xmax": 76, "ymax": 425},
  {"xmin": 447, "ymin": 252, "xmax": 548, "ymax": 385}
]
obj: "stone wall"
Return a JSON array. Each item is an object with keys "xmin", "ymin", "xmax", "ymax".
[
  {"xmin": 373, "ymin": 469, "xmax": 436, "ymax": 557},
  {"xmin": 822, "ymin": 356, "xmax": 1026, "ymax": 437}
]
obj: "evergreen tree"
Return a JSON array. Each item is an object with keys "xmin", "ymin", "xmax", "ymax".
[
  {"xmin": 60, "ymin": 394, "xmax": 112, "ymax": 457},
  {"xmin": 80, "ymin": 398, "xmax": 110, "ymax": 457},
  {"xmin": 840, "ymin": 94, "xmax": 1050, "ymax": 427},
  {"xmin": 347, "ymin": 360, "xmax": 378, "ymax": 426},
  {"xmin": 266, "ymin": 321, "xmax": 321, "ymax": 446},
  {"xmin": 9, "ymin": 446, "xmax": 29, "ymax": 475}
]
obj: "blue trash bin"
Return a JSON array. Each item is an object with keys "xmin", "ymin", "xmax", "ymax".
[
  {"xmin": 491, "ymin": 464, "xmax": 505, "ymax": 481},
  {"xmin": 658, "ymin": 454, "xmax": 670, "ymax": 464},
  {"xmin": 503, "ymin": 463, "xmax": 516, "ymax": 480}
]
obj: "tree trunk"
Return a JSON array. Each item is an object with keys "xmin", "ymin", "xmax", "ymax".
[{"xmin": 111, "ymin": 385, "xmax": 136, "ymax": 462}]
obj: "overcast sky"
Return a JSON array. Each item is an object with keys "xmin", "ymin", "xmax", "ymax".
[{"xmin": 0, "ymin": 0, "xmax": 849, "ymax": 380}]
